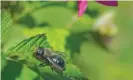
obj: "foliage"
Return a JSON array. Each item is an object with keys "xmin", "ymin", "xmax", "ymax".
[
  {"xmin": 1, "ymin": 1, "xmax": 133, "ymax": 80},
  {"xmin": 1, "ymin": 10, "xmax": 13, "ymax": 41},
  {"xmin": 3, "ymin": 33, "xmax": 88, "ymax": 80}
]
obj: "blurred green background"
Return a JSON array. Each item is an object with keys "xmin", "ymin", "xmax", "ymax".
[{"xmin": 1, "ymin": 1, "xmax": 133, "ymax": 80}]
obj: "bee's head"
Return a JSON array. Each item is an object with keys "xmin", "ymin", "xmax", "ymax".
[{"xmin": 34, "ymin": 47, "xmax": 44, "ymax": 59}]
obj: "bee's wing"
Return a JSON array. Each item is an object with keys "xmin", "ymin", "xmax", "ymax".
[
  {"xmin": 43, "ymin": 48, "xmax": 56, "ymax": 57},
  {"xmin": 55, "ymin": 51, "xmax": 66, "ymax": 58},
  {"xmin": 46, "ymin": 57, "xmax": 63, "ymax": 71}
]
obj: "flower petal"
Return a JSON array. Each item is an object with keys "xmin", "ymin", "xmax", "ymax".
[
  {"xmin": 78, "ymin": 0, "xmax": 88, "ymax": 17},
  {"xmin": 96, "ymin": 0, "xmax": 118, "ymax": 6}
]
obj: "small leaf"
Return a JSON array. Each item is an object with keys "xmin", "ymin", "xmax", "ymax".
[
  {"xmin": 6, "ymin": 34, "xmax": 51, "ymax": 61},
  {"xmin": 64, "ymin": 64, "xmax": 89, "ymax": 80},
  {"xmin": 1, "ymin": 10, "xmax": 13, "ymax": 40}
]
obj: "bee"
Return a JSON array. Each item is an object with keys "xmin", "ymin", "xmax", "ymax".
[{"xmin": 33, "ymin": 47, "xmax": 65, "ymax": 73}]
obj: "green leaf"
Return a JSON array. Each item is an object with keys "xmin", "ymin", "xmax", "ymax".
[
  {"xmin": 64, "ymin": 64, "xmax": 88, "ymax": 80},
  {"xmin": 1, "ymin": 10, "xmax": 13, "ymax": 40},
  {"xmin": 15, "ymin": 65, "xmax": 38, "ymax": 80},
  {"xmin": 6, "ymin": 34, "xmax": 51, "ymax": 60},
  {"xmin": 31, "ymin": 6, "xmax": 73, "ymax": 28},
  {"xmin": 1, "ymin": 52, "xmax": 7, "ymax": 71},
  {"xmin": 37, "ymin": 64, "xmax": 88, "ymax": 80},
  {"xmin": 23, "ymin": 27, "xmax": 70, "ymax": 52}
]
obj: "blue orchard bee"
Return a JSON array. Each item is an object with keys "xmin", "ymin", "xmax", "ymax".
[{"xmin": 33, "ymin": 47, "xmax": 65, "ymax": 73}]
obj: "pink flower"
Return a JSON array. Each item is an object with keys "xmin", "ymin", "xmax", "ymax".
[
  {"xmin": 96, "ymin": 0, "xmax": 118, "ymax": 6},
  {"xmin": 78, "ymin": 1, "xmax": 88, "ymax": 17},
  {"xmin": 78, "ymin": 0, "xmax": 118, "ymax": 17}
]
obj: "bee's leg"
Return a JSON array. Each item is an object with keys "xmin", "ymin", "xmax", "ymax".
[{"xmin": 39, "ymin": 62, "xmax": 46, "ymax": 67}]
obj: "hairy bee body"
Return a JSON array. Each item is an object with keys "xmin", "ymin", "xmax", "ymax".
[{"xmin": 33, "ymin": 47, "xmax": 65, "ymax": 72}]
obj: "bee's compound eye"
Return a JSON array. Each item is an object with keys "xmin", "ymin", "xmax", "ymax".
[
  {"xmin": 36, "ymin": 47, "xmax": 44, "ymax": 56},
  {"xmin": 52, "ymin": 55, "xmax": 65, "ymax": 68}
]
